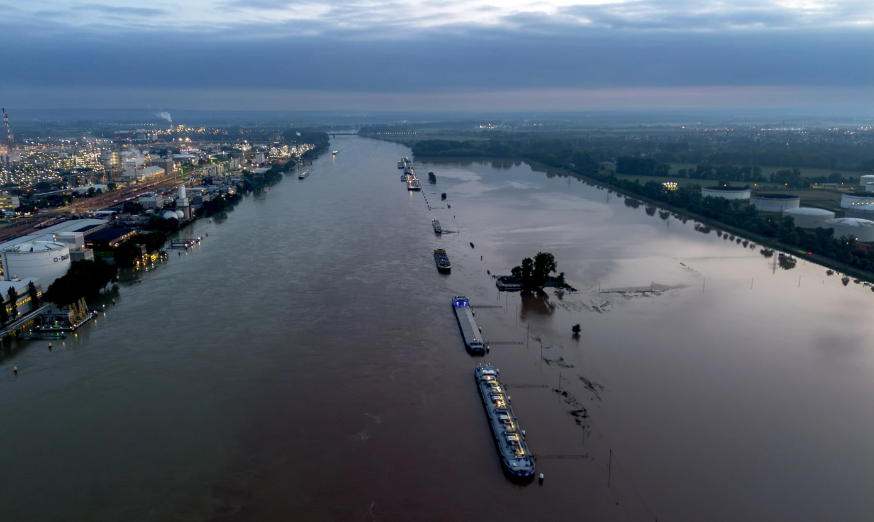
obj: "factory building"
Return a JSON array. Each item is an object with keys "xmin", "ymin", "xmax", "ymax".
[
  {"xmin": 701, "ymin": 186, "xmax": 751, "ymax": 200},
  {"xmin": 0, "ymin": 277, "xmax": 44, "ymax": 317},
  {"xmin": 0, "ymin": 191, "xmax": 20, "ymax": 211},
  {"xmin": 0, "ymin": 241, "xmax": 70, "ymax": 287},
  {"xmin": 750, "ymin": 194, "xmax": 800, "ymax": 212},
  {"xmin": 860, "ymin": 175, "xmax": 874, "ymax": 187},
  {"xmin": 0, "ymin": 219, "xmax": 106, "ymax": 283},
  {"xmin": 782, "ymin": 207, "xmax": 835, "ymax": 228},
  {"xmin": 824, "ymin": 218, "xmax": 874, "ymax": 242}
]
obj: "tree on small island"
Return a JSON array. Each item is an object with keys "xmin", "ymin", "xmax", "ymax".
[
  {"xmin": 511, "ymin": 252, "xmax": 558, "ymax": 292},
  {"xmin": 572, "ymin": 324, "xmax": 581, "ymax": 335}
]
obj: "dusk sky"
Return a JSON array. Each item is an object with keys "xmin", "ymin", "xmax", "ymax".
[{"xmin": 3, "ymin": 0, "xmax": 873, "ymax": 111}]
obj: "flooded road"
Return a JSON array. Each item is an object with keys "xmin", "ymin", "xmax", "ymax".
[{"xmin": 1, "ymin": 136, "xmax": 873, "ymax": 521}]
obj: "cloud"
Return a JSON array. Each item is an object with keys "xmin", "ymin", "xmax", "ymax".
[
  {"xmin": 2, "ymin": 0, "xmax": 873, "ymax": 109},
  {"xmin": 70, "ymin": 4, "xmax": 169, "ymax": 17}
]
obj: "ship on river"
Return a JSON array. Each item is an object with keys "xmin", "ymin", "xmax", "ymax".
[
  {"xmin": 434, "ymin": 248, "xmax": 451, "ymax": 272},
  {"xmin": 298, "ymin": 170, "xmax": 309, "ymax": 179},
  {"xmin": 452, "ymin": 295, "xmax": 484, "ymax": 353},
  {"xmin": 407, "ymin": 179, "xmax": 421, "ymax": 191},
  {"xmin": 432, "ymin": 219, "xmax": 442, "ymax": 234},
  {"xmin": 475, "ymin": 364, "xmax": 536, "ymax": 480}
]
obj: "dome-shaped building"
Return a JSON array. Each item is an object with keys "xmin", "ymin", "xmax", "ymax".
[
  {"xmin": 824, "ymin": 218, "xmax": 874, "ymax": 242},
  {"xmin": 702, "ymin": 186, "xmax": 751, "ymax": 200},
  {"xmin": 174, "ymin": 210, "xmax": 185, "ymax": 220},
  {"xmin": 751, "ymin": 194, "xmax": 800, "ymax": 212},
  {"xmin": 162, "ymin": 211, "xmax": 178, "ymax": 221},
  {"xmin": 0, "ymin": 240, "xmax": 71, "ymax": 286},
  {"xmin": 783, "ymin": 207, "xmax": 835, "ymax": 228}
]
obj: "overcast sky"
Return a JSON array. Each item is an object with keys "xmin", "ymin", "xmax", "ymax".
[{"xmin": 2, "ymin": 0, "xmax": 872, "ymax": 111}]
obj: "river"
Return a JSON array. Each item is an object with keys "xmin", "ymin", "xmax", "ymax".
[{"xmin": 1, "ymin": 135, "xmax": 872, "ymax": 522}]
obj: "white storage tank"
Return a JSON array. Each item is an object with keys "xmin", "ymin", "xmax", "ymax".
[
  {"xmin": 702, "ymin": 186, "xmax": 751, "ymax": 200},
  {"xmin": 845, "ymin": 206, "xmax": 874, "ymax": 220},
  {"xmin": 0, "ymin": 241, "xmax": 71, "ymax": 287},
  {"xmin": 783, "ymin": 207, "xmax": 835, "ymax": 228},
  {"xmin": 860, "ymin": 175, "xmax": 874, "ymax": 186},
  {"xmin": 175, "ymin": 210, "xmax": 185, "ymax": 220},
  {"xmin": 751, "ymin": 194, "xmax": 800, "ymax": 212},
  {"xmin": 840, "ymin": 192, "xmax": 874, "ymax": 209},
  {"xmin": 825, "ymin": 218, "xmax": 874, "ymax": 242},
  {"xmin": 162, "ymin": 211, "xmax": 178, "ymax": 221}
]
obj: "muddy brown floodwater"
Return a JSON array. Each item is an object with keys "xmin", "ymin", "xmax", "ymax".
[{"xmin": 1, "ymin": 135, "xmax": 873, "ymax": 522}]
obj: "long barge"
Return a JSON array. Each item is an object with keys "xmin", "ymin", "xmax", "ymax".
[
  {"xmin": 434, "ymin": 248, "xmax": 451, "ymax": 272},
  {"xmin": 452, "ymin": 295, "xmax": 484, "ymax": 353},
  {"xmin": 475, "ymin": 364, "xmax": 536, "ymax": 480}
]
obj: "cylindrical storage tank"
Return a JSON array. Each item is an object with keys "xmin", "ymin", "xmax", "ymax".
[
  {"xmin": 840, "ymin": 193, "xmax": 874, "ymax": 209},
  {"xmin": 0, "ymin": 241, "xmax": 71, "ymax": 287},
  {"xmin": 751, "ymin": 194, "xmax": 800, "ymax": 212},
  {"xmin": 175, "ymin": 210, "xmax": 184, "ymax": 220},
  {"xmin": 825, "ymin": 218, "xmax": 874, "ymax": 242},
  {"xmin": 783, "ymin": 207, "xmax": 835, "ymax": 228},
  {"xmin": 702, "ymin": 186, "xmax": 751, "ymax": 200},
  {"xmin": 860, "ymin": 175, "xmax": 874, "ymax": 186},
  {"xmin": 866, "ymin": 183, "xmax": 874, "ymax": 192},
  {"xmin": 845, "ymin": 206, "xmax": 874, "ymax": 220},
  {"xmin": 162, "ymin": 211, "xmax": 178, "ymax": 220}
]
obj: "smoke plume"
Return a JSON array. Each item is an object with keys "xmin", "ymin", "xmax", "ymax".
[{"xmin": 156, "ymin": 111, "xmax": 172, "ymax": 125}]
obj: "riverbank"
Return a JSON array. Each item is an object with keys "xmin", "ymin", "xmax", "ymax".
[{"xmin": 413, "ymin": 153, "xmax": 874, "ymax": 285}]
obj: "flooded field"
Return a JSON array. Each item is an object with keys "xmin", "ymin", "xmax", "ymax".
[{"xmin": 1, "ymin": 136, "xmax": 872, "ymax": 522}]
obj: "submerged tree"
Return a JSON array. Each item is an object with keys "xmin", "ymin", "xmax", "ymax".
[
  {"xmin": 572, "ymin": 324, "xmax": 581, "ymax": 335},
  {"xmin": 512, "ymin": 252, "xmax": 558, "ymax": 291}
]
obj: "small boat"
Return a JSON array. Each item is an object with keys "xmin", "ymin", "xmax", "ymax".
[
  {"xmin": 432, "ymin": 219, "xmax": 442, "ymax": 234},
  {"xmin": 434, "ymin": 248, "xmax": 451, "ymax": 272},
  {"xmin": 470, "ymin": 242, "xmax": 474, "ymax": 248},
  {"xmin": 298, "ymin": 171, "xmax": 309, "ymax": 179},
  {"xmin": 332, "ymin": 150, "xmax": 339, "ymax": 155}
]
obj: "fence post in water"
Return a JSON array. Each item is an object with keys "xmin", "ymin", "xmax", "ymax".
[
  {"xmin": 608, "ymin": 449, "xmax": 612, "ymax": 488},
  {"xmin": 751, "ymin": 278, "xmax": 753, "ymax": 289},
  {"xmin": 799, "ymin": 276, "xmax": 801, "ymax": 288},
  {"xmin": 703, "ymin": 279, "xmax": 706, "ymax": 292}
]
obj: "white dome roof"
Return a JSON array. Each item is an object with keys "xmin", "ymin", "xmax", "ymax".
[
  {"xmin": 1, "ymin": 240, "xmax": 67, "ymax": 253},
  {"xmin": 784, "ymin": 208, "xmax": 835, "ymax": 216},
  {"xmin": 162, "ymin": 211, "xmax": 178, "ymax": 220},
  {"xmin": 175, "ymin": 210, "xmax": 184, "ymax": 219},
  {"xmin": 825, "ymin": 218, "xmax": 874, "ymax": 228}
]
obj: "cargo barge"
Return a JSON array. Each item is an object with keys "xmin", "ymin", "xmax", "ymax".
[
  {"xmin": 475, "ymin": 364, "xmax": 536, "ymax": 480},
  {"xmin": 496, "ymin": 275, "xmax": 523, "ymax": 291},
  {"xmin": 298, "ymin": 170, "xmax": 309, "ymax": 179},
  {"xmin": 434, "ymin": 248, "xmax": 451, "ymax": 272},
  {"xmin": 452, "ymin": 295, "xmax": 484, "ymax": 353},
  {"xmin": 407, "ymin": 179, "xmax": 421, "ymax": 191},
  {"xmin": 432, "ymin": 219, "xmax": 442, "ymax": 234}
]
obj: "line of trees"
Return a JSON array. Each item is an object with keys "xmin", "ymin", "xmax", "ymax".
[{"xmin": 44, "ymin": 259, "xmax": 117, "ymax": 307}]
